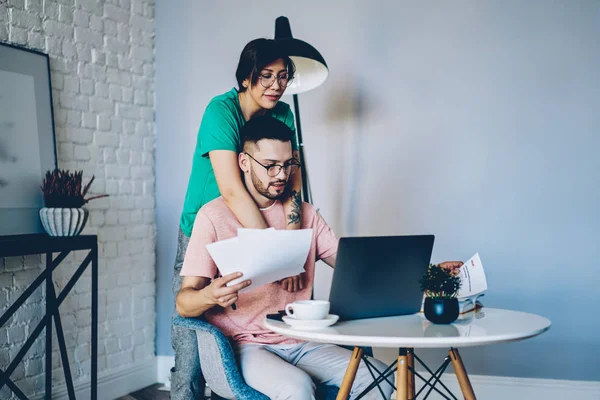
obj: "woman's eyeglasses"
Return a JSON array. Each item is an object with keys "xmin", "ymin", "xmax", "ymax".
[{"xmin": 258, "ymin": 72, "xmax": 292, "ymax": 89}]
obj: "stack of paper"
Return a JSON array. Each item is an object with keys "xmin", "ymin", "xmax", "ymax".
[
  {"xmin": 205, "ymin": 228, "xmax": 313, "ymax": 292},
  {"xmin": 456, "ymin": 253, "xmax": 488, "ymax": 313}
]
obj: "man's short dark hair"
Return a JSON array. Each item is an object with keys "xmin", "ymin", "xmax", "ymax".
[
  {"xmin": 235, "ymin": 38, "xmax": 296, "ymax": 92},
  {"xmin": 241, "ymin": 116, "xmax": 294, "ymax": 150}
]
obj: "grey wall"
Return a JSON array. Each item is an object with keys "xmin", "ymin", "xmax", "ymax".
[{"xmin": 155, "ymin": 0, "xmax": 600, "ymax": 381}]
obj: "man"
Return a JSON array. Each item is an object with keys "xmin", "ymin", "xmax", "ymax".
[{"xmin": 176, "ymin": 116, "xmax": 395, "ymax": 399}]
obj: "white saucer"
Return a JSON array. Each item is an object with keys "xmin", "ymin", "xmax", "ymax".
[{"xmin": 282, "ymin": 314, "xmax": 339, "ymax": 330}]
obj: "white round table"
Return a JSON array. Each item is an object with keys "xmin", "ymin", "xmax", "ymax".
[
  {"xmin": 264, "ymin": 308, "xmax": 551, "ymax": 400},
  {"xmin": 264, "ymin": 308, "xmax": 550, "ymax": 348}
]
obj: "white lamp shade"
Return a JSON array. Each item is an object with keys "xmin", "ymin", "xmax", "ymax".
[
  {"xmin": 284, "ymin": 56, "xmax": 329, "ymax": 95},
  {"xmin": 275, "ymin": 16, "xmax": 328, "ymax": 95}
]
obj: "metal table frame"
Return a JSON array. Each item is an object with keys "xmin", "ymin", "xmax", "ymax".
[{"xmin": 0, "ymin": 234, "xmax": 98, "ymax": 400}]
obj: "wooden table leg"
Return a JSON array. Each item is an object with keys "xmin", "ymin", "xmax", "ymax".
[
  {"xmin": 407, "ymin": 349, "xmax": 415, "ymax": 400},
  {"xmin": 396, "ymin": 348, "xmax": 408, "ymax": 400},
  {"xmin": 449, "ymin": 348, "xmax": 476, "ymax": 400},
  {"xmin": 336, "ymin": 346, "xmax": 364, "ymax": 400}
]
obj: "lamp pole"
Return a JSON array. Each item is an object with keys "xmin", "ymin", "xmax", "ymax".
[
  {"xmin": 292, "ymin": 94, "xmax": 312, "ymax": 204},
  {"xmin": 275, "ymin": 16, "xmax": 327, "ymax": 205}
]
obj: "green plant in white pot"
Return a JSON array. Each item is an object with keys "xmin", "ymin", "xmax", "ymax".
[{"xmin": 39, "ymin": 169, "xmax": 108, "ymax": 236}]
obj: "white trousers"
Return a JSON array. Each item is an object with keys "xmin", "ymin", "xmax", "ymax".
[{"xmin": 237, "ymin": 342, "xmax": 394, "ymax": 400}]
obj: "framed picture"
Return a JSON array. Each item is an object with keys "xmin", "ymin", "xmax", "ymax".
[{"xmin": 0, "ymin": 42, "xmax": 57, "ymax": 236}]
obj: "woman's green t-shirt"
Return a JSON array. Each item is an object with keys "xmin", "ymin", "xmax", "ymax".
[{"xmin": 179, "ymin": 88, "xmax": 297, "ymax": 237}]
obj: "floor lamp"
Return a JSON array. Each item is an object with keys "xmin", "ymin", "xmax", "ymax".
[{"xmin": 275, "ymin": 16, "xmax": 329, "ymax": 204}]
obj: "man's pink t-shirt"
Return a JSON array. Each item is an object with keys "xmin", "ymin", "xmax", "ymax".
[{"xmin": 180, "ymin": 197, "xmax": 338, "ymax": 345}]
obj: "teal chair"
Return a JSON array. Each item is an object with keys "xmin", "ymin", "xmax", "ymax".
[{"xmin": 173, "ymin": 316, "xmax": 373, "ymax": 399}]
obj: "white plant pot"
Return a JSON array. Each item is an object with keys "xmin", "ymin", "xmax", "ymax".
[{"xmin": 39, "ymin": 208, "xmax": 89, "ymax": 237}]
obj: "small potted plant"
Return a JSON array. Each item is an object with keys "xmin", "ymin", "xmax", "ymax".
[
  {"xmin": 39, "ymin": 169, "xmax": 108, "ymax": 236},
  {"xmin": 419, "ymin": 264, "xmax": 462, "ymax": 324}
]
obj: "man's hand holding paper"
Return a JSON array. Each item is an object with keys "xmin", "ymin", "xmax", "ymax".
[{"xmin": 202, "ymin": 272, "xmax": 252, "ymax": 308}]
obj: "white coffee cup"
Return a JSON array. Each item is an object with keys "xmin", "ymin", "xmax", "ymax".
[{"xmin": 285, "ymin": 300, "xmax": 330, "ymax": 320}]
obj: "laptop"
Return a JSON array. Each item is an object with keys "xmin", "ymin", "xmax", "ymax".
[{"xmin": 329, "ymin": 235, "xmax": 434, "ymax": 321}]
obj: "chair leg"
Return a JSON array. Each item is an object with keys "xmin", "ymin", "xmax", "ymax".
[
  {"xmin": 336, "ymin": 346, "xmax": 364, "ymax": 400},
  {"xmin": 407, "ymin": 350, "xmax": 415, "ymax": 400},
  {"xmin": 449, "ymin": 348, "xmax": 476, "ymax": 400},
  {"xmin": 396, "ymin": 348, "xmax": 408, "ymax": 400}
]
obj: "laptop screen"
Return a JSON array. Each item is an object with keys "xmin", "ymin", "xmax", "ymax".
[{"xmin": 329, "ymin": 235, "xmax": 434, "ymax": 321}]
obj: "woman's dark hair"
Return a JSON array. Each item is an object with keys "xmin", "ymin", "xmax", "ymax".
[{"xmin": 236, "ymin": 38, "xmax": 296, "ymax": 92}]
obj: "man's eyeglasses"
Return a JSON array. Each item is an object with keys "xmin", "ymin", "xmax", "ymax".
[
  {"xmin": 245, "ymin": 152, "xmax": 301, "ymax": 177},
  {"xmin": 258, "ymin": 72, "xmax": 292, "ymax": 89}
]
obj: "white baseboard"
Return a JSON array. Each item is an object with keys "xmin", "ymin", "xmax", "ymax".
[
  {"xmin": 88, "ymin": 354, "xmax": 600, "ymax": 400},
  {"xmin": 156, "ymin": 355, "xmax": 175, "ymax": 390},
  {"xmin": 399, "ymin": 373, "xmax": 600, "ymax": 399},
  {"xmin": 32, "ymin": 358, "xmax": 157, "ymax": 400}
]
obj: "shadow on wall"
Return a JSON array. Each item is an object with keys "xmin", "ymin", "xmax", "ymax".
[{"xmin": 322, "ymin": 78, "xmax": 378, "ymax": 237}]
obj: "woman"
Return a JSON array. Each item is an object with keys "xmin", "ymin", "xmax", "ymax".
[{"xmin": 171, "ymin": 38, "xmax": 304, "ymax": 400}]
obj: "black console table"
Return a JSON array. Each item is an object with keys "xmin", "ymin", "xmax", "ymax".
[{"xmin": 0, "ymin": 234, "xmax": 98, "ymax": 400}]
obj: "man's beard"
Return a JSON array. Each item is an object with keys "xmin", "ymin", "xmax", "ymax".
[{"xmin": 250, "ymin": 167, "xmax": 287, "ymax": 200}]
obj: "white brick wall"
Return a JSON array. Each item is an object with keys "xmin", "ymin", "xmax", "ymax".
[{"xmin": 0, "ymin": 0, "xmax": 156, "ymax": 398}]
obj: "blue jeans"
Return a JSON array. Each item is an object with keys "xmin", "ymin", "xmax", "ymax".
[{"xmin": 171, "ymin": 228, "xmax": 206, "ymax": 400}]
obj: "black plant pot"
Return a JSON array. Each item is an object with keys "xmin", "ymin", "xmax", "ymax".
[{"xmin": 424, "ymin": 298, "xmax": 459, "ymax": 324}]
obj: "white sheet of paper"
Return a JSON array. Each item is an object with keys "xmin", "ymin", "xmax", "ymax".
[
  {"xmin": 205, "ymin": 228, "xmax": 313, "ymax": 293},
  {"xmin": 204, "ymin": 236, "xmax": 240, "ymax": 277},
  {"xmin": 456, "ymin": 252, "xmax": 488, "ymax": 299}
]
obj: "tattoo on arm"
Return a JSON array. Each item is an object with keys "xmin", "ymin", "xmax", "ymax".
[{"xmin": 287, "ymin": 190, "xmax": 302, "ymax": 225}]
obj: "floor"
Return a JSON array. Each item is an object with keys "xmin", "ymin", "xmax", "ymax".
[
  {"xmin": 118, "ymin": 384, "xmax": 212, "ymax": 400},
  {"xmin": 117, "ymin": 384, "xmax": 170, "ymax": 400}
]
